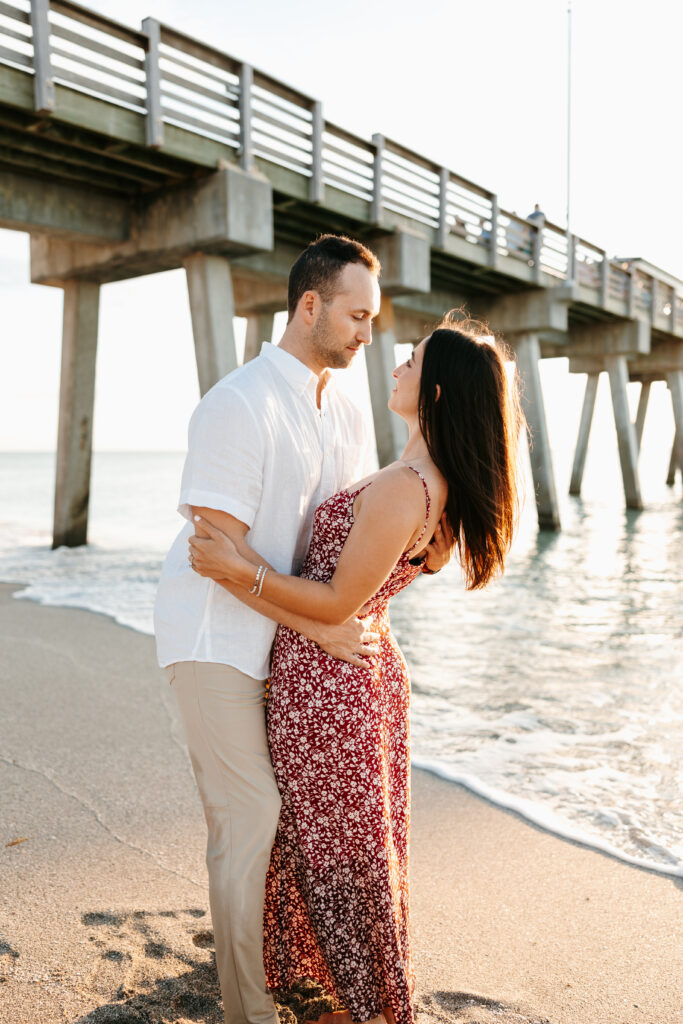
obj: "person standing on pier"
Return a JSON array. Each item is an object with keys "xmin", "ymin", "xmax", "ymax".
[
  {"xmin": 526, "ymin": 202, "xmax": 545, "ymax": 224},
  {"xmin": 154, "ymin": 234, "xmax": 452, "ymax": 1024}
]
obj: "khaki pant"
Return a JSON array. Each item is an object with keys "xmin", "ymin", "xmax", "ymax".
[{"xmin": 168, "ymin": 661, "xmax": 281, "ymax": 1024}]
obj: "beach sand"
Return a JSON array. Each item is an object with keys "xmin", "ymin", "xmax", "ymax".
[{"xmin": 1, "ymin": 582, "xmax": 681, "ymax": 1024}]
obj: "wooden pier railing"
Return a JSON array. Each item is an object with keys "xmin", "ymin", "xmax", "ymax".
[{"xmin": 0, "ymin": 0, "xmax": 680, "ymax": 334}]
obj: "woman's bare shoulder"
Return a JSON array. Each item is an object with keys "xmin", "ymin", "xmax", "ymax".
[{"xmin": 356, "ymin": 462, "xmax": 431, "ymax": 514}]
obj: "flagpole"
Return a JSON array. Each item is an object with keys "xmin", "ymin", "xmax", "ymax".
[{"xmin": 566, "ymin": 0, "xmax": 573, "ymax": 280}]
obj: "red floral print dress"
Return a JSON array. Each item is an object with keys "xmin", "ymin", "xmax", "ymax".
[{"xmin": 263, "ymin": 468, "xmax": 431, "ymax": 1024}]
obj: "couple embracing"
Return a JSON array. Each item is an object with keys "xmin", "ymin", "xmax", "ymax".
[{"xmin": 154, "ymin": 234, "xmax": 523, "ymax": 1024}]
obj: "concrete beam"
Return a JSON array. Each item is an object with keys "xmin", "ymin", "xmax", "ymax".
[
  {"xmin": 244, "ymin": 312, "xmax": 275, "ymax": 363},
  {"xmin": 392, "ymin": 308, "xmax": 441, "ymax": 344},
  {"xmin": 568, "ymin": 356, "xmax": 607, "ymax": 375},
  {"xmin": 371, "ymin": 229, "xmax": 431, "ymax": 296},
  {"xmin": 365, "ymin": 296, "xmax": 408, "ymax": 466},
  {"xmin": 392, "ymin": 289, "xmax": 469, "ymax": 321},
  {"xmin": 628, "ymin": 340, "xmax": 683, "ymax": 376},
  {"xmin": 0, "ymin": 169, "xmax": 130, "ymax": 243},
  {"xmin": 30, "ymin": 164, "xmax": 273, "ymax": 285},
  {"xmin": 232, "ymin": 274, "xmax": 288, "ymax": 317},
  {"xmin": 183, "ymin": 253, "xmax": 239, "ymax": 395},
  {"xmin": 231, "ymin": 242, "xmax": 302, "ymax": 281},
  {"xmin": 567, "ymin": 319, "xmax": 651, "ymax": 358},
  {"xmin": 569, "ymin": 372, "xmax": 599, "ymax": 496},
  {"xmin": 481, "ymin": 289, "xmax": 571, "ymax": 346},
  {"xmin": 568, "ymin": 348, "xmax": 683, "ymax": 380},
  {"xmin": 629, "ymin": 373, "xmax": 665, "ymax": 384},
  {"xmin": 514, "ymin": 333, "xmax": 561, "ymax": 530},
  {"xmin": 667, "ymin": 371, "xmax": 683, "ymax": 488},
  {"xmin": 605, "ymin": 355, "xmax": 643, "ymax": 510},
  {"xmin": 53, "ymin": 280, "xmax": 100, "ymax": 548}
]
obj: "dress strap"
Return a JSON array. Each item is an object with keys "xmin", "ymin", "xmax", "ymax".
[{"xmin": 403, "ymin": 465, "xmax": 431, "ymax": 556}]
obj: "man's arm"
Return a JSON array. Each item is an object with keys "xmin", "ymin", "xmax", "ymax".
[
  {"xmin": 192, "ymin": 506, "xmax": 379, "ymax": 668},
  {"xmin": 190, "ymin": 468, "xmax": 428, "ymax": 625},
  {"xmin": 422, "ymin": 512, "xmax": 456, "ymax": 574}
]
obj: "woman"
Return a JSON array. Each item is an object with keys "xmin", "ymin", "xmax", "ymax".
[{"xmin": 189, "ymin": 317, "xmax": 524, "ymax": 1024}]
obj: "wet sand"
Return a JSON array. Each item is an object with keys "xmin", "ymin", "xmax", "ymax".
[{"xmin": 1, "ymin": 582, "xmax": 681, "ymax": 1024}]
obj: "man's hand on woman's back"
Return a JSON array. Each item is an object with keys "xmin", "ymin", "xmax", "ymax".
[
  {"xmin": 423, "ymin": 512, "xmax": 455, "ymax": 574},
  {"xmin": 312, "ymin": 617, "xmax": 380, "ymax": 668}
]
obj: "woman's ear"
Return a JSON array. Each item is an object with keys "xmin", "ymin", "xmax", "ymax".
[{"xmin": 435, "ymin": 384, "xmax": 441, "ymax": 402}]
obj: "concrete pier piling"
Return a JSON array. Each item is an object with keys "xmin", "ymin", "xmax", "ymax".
[
  {"xmin": 634, "ymin": 381, "xmax": 651, "ymax": 450},
  {"xmin": 666, "ymin": 433, "xmax": 680, "ymax": 485},
  {"xmin": 53, "ymin": 281, "xmax": 100, "ymax": 548},
  {"xmin": 569, "ymin": 373, "xmax": 599, "ymax": 496},
  {"xmin": 667, "ymin": 371, "xmax": 683, "ymax": 487},
  {"xmin": 244, "ymin": 313, "xmax": 275, "ymax": 363},
  {"xmin": 183, "ymin": 253, "xmax": 239, "ymax": 396},
  {"xmin": 606, "ymin": 355, "xmax": 643, "ymax": 510},
  {"xmin": 515, "ymin": 333, "xmax": 562, "ymax": 530},
  {"xmin": 365, "ymin": 297, "xmax": 408, "ymax": 466},
  {"xmin": 365, "ymin": 231, "xmax": 430, "ymax": 466}
]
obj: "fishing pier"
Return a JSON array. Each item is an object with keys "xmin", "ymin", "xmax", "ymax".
[{"xmin": 1, "ymin": 0, "xmax": 682, "ymax": 544}]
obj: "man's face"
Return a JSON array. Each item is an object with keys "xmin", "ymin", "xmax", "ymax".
[{"xmin": 309, "ymin": 263, "xmax": 381, "ymax": 371}]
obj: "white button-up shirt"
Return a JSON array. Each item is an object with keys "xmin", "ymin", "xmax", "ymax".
[{"xmin": 154, "ymin": 343, "xmax": 375, "ymax": 679}]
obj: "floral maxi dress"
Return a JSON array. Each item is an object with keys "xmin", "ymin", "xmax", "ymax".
[{"xmin": 264, "ymin": 468, "xmax": 431, "ymax": 1024}]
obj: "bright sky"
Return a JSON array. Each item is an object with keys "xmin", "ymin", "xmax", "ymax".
[{"xmin": 1, "ymin": 0, "xmax": 681, "ymax": 453}]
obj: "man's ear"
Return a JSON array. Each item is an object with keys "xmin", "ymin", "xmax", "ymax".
[
  {"xmin": 435, "ymin": 383, "xmax": 441, "ymax": 402},
  {"xmin": 300, "ymin": 289, "xmax": 319, "ymax": 326}
]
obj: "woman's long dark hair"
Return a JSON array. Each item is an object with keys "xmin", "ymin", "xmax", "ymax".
[{"xmin": 418, "ymin": 314, "xmax": 525, "ymax": 590}]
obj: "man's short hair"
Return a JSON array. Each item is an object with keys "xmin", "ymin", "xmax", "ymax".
[{"xmin": 287, "ymin": 234, "xmax": 380, "ymax": 320}]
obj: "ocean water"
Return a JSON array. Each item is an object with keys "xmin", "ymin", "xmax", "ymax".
[{"xmin": 1, "ymin": 433, "xmax": 682, "ymax": 878}]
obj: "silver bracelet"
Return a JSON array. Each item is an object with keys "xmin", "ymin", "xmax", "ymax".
[
  {"xmin": 249, "ymin": 564, "xmax": 265, "ymax": 595},
  {"xmin": 255, "ymin": 566, "xmax": 268, "ymax": 598}
]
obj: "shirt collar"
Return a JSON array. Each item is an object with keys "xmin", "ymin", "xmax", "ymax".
[{"xmin": 259, "ymin": 342, "xmax": 334, "ymax": 400}]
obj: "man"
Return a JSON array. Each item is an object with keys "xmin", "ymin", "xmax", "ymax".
[
  {"xmin": 526, "ymin": 202, "xmax": 545, "ymax": 223},
  {"xmin": 154, "ymin": 234, "xmax": 448, "ymax": 1024}
]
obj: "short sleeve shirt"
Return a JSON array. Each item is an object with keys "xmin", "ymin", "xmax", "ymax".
[{"xmin": 154, "ymin": 344, "xmax": 375, "ymax": 679}]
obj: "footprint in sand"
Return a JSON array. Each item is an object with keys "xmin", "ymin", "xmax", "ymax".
[
  {"xmin": 101, "ymin": 951, "xmax": 131, "ymax": 964},
  {"xmin": 0, "ymin": 941, "xmax": 20, "ymax": 986},
  {"xmin": 75, "ymin": 909, "xmax": 350, "ymax": 1024},
  {"xmin": 417, "ymin": 990, "xmax": 555, "ymax": 1024},
  {"xmin": 82, "ymin": 912, "xmax": 125, "ymax": 928},
  {"xmin": 75, "ymin": 906, "xmax": 222, "ymax": 1023}
]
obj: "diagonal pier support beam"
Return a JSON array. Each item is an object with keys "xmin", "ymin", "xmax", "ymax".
[
  {"xmin": 605, "ymin": 355, "xmax": 643, "ymax": 510},
  {"xmin": 244, "ymin": 312, "xmax": 275, "ymax": 363},
  {"xmin": 569, "ymin": 372, "xmax": 599, "ymax": 496},
  {"xmin": 634, "ymin": 381, "xmax": 651, "ymax": 450},
  {"xmin": 667, "ymin": 371, "xmax": 683, "ymax": 488},
  {"xmin": 53, "ymin": 280, "xmax": 100, "ymax": 548},
  {"xmin": 666, "ymin": 433, "xmax": 680, "ymax": 485},
  {"xmin": 183, "ymin": 253, "xmax": 238, "ymax": 396},
  {"xmin": 515, "ymin": 333, "xmax": 561, "ymax": 530},
  {"xmin": 365, "ymin": 296, "xmax": 408, "ymax": 466}
]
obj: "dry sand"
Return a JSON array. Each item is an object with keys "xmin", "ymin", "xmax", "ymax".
[{"xmin": 0, "ymin": 582, "xmax": 681, "ymax": 1024}]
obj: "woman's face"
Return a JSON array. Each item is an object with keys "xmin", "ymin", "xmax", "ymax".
[{"xmin": 388, "ymin": 336, "xmax": 428, "ymax": 419}]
